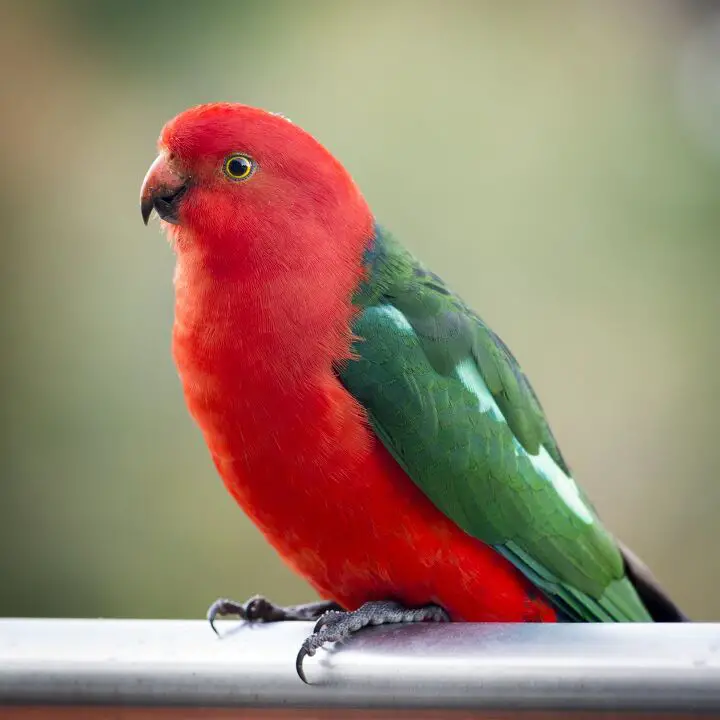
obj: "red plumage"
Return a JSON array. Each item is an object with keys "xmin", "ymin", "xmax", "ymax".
[{"xmin": 149, "ymin": 103, "xmax": 556, "ymax": 623}]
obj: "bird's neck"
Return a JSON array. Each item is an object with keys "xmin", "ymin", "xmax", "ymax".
[
  {"xmin": 173, "ymin": 251, "xmax": 357, "ymax": 382},
  {"xmin": 170, "ymin": 219, "xmax": 374, "ymax": 443}
]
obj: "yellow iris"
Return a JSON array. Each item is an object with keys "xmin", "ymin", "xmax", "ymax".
[{"xmin": 223, "ymin": 154, "xmax": 254, "ymax": 180}]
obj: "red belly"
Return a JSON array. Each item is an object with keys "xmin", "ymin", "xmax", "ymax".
[
  {"xmin": 212, "ymin": 414, "xmax": 557, "ymax": 624},
  {"xmin": 175, "ymin": 310, "xmax": 557, "ymax": 626}
]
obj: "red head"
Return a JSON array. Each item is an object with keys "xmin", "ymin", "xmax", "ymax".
[{"xmin": 140, "ymin": 103, "xmax": 373, "ymax": 277}]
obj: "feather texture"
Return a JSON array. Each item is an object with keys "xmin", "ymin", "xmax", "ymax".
[
  {"xmin": 149, "ymin": 103, "xmax": 685, "ymax": 626},
  {"xmin": 341, "ymin": 225, "xmax": 679, "ymax": 622}
]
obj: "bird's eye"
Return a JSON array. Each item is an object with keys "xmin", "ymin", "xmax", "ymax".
[{"xmin": 223, "ymin": 154, "xmax": 255, "ymax": 181}]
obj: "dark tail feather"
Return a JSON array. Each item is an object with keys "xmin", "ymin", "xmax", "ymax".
[{"xmin": 619, "ymin": 542, "xmax": 689, "ymax": 622}]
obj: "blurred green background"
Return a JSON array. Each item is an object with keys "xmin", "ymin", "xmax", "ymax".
[{"xmin": 1, "ymin": 0, "xmax": 718, "ymax": 621}]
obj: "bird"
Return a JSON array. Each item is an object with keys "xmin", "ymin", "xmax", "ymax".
[{"xmin": 140, "ymin": 102, "xmax": 687, "ymax": 682}]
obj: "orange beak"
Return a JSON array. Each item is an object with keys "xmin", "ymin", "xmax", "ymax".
[{"xmin": 140, "ymin": 154, "xmax": 188, "ymax": 225}]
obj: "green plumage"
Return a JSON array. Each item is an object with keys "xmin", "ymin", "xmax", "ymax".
[{"xmin": 340, "ymin": 225, "xmax": 653, "ymax": 622}]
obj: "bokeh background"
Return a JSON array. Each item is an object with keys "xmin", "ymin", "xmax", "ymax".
[{"xmin": 1, "ymin": 0, "xmax": 718, "ymax": 621}]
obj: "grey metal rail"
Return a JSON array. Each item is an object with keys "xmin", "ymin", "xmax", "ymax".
[{"xmin": 0, "ymin": 619, "xmax": 719, "ymax": 715}]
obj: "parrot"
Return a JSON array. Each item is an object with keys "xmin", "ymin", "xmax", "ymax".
[{"xmin": 140, "ymin": 103, "xmax": 687, "ymax": 682}]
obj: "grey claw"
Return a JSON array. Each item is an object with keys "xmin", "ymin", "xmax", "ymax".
[
  {"xmin": 295, "ymin": 646, "xmax": 310, "ymax": 684},
  {"xmin": 295, "ymin": 600, "xmax": 449, "ymax": 684},
  {"xmin": 206, "ymin": 598, "xmax": 246, "ymax": 636}
]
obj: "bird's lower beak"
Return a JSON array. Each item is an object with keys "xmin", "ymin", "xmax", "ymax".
[{"xmin": 140, "ymin": 154, "xmax": 188, "ymax": 225}]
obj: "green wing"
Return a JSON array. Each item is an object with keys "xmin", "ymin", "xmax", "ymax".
[{"xmin": 340, "ymin": 226, "xmax": 651, "ymax": 622}]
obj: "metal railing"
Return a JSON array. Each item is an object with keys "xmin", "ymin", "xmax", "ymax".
[{"xmin": 1, "ymin": 619, "xmax": 719, "ymax": 716}]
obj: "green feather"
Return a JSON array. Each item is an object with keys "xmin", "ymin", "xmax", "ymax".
[{"xmin": 340, "ymin": 225, "xmax": 652, "ymax": 622}]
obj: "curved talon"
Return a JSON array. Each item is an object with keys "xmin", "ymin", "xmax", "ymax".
[
  {"xmin": 295, "ymin": 600, "xmax": 450, "ymax": 683},
  {"xmin": 295, "ymin": 631, "xmax": 325, "ymax": 684},
  {"xmin": 207, "ymin": 596, "xmax": 342, "ymax": 639},
  {"xmin": 208, "ymin": 598, "xmax": 238, "ymax": 635},
  {"xmin": 295, "ymin": 646, "xmax": 311, "ymax": 684},
  {"xmin": 206, "ymin": 597, "xmax": 251, "ymax": 636},
  {"xmin": 207, "ymin": 604, "xmax": 218, "ymax": 636}
]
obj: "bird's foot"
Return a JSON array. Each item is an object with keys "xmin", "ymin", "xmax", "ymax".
[
  {"xmin": 207, "ymin": 595, "xmax": 342, "ymax": 634},
  {"xmin": 296, "ymin": 600, "xmax": 450, "ymax": 683}
]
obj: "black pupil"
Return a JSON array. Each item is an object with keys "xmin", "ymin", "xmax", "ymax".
[{"xmin": 229, "ymin": 157, "xmax": 249, "ymax": 176}]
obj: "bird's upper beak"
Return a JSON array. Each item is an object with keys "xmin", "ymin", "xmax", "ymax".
[{"xmin": 140, "ymin": 154, "xmax": 188, "ymax": 225}]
